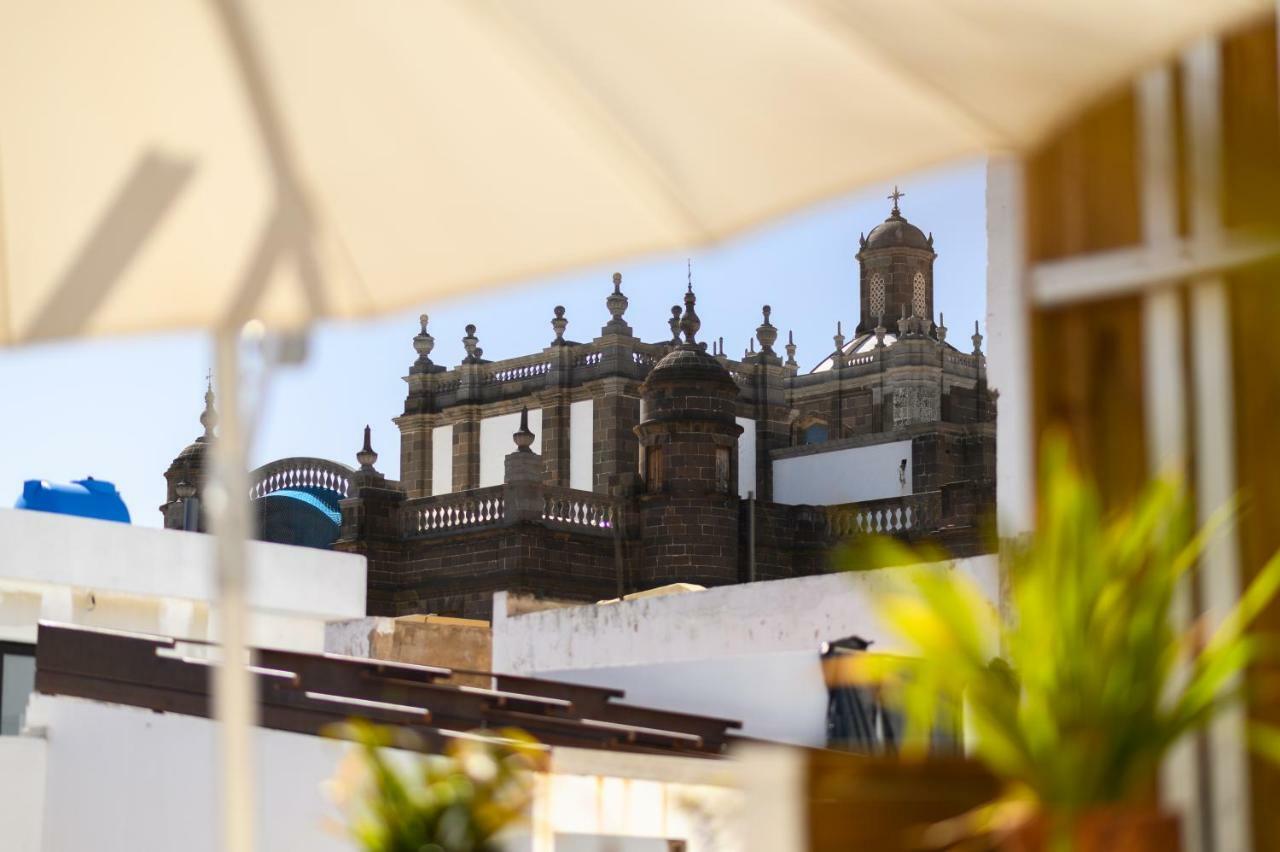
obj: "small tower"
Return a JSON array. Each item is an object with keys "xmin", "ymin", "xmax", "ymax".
[
  {"xmin": 633, "ymin": 285, "xmax": 743, "ymax": 588},
  {"xmin": 161, "ymin": 378, "xmax": 217, "ymax": 529},
  {"xmin": 855, "ymin": 186, "xmax": 937, "ymax": 334}
]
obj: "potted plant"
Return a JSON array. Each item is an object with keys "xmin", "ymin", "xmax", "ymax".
[
  {"xmin": 849, "ymin": 439, "xmax": 1280, "ymax": 851},
  {"xmin": 327, "ymin": 722, "xmax": 542, "ymax": 852}
]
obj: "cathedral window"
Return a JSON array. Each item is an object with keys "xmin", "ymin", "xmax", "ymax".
[
  {"xmin": 645, "ymin": 446, "xmax": 664, "ymax": 492},
  {"xmin": 912, "ymin": 271, "xmax": 927, "ymax": 317},
  {"xmin": 869, "ymin": 273, "xmax": 885, "ymax": 319}
]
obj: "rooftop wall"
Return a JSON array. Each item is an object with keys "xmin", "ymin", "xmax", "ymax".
[{"xmin": 0, "ymin": 509, "xmax": 365, "ymax": 649}]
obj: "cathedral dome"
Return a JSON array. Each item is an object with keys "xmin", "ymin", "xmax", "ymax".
[
  {"xmin": 646, "ymin": 344, "xmax": 738, "ymax": 392},
  {"xmin": 174, "ymin": 436, "xmax": 210, "ymax": 462},
  {"xmin": 862, "ymin": 212, "xmax": 932, "ymax": 252}
]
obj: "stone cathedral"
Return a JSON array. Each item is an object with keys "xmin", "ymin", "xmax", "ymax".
[{"xmin": 162, "ymin": 195, "xmax": 996, "ymax": 619}]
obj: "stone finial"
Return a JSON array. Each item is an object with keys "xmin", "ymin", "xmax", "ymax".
[
  {"xmin": 356, "ymin": 424, "xmax": 379, "ymax": 471},
  {"xmin": 936, "ymin": 312, "xmax": 948, "ymax": 344},
  {"xmin": 746, "ymin": 338, "xmax": 756, "ymax": 358},
  {"xmin": 832, "ymin": 321, "xmax": 846, "ymax": 368},
  {"xmin": 175, "ymin": 481, "xmax": 196, "ymax": 500},
  {"xmin": 972, "ymin": 320, "xmax": 984, "ymax": 355},
  {"xmin": 603, "ymin": 272, "xmax": 631, "ymax": 334},
  {"xmin": 199, "ymin": 376, "xmax": 218, "ymax": 440},
  {"xmin": 512, "ymin": 407, "xmax": 535, "ymax": 452},
  {"xmin": 755, "ymin": 305, "xmax": 778, "ymax": 354},
  {"xmin": 679, "ymin": 284, "xmax": 701, "ymax": 344},
  {"xmin": 875, "ymin": 314, "xmax": 887, "ymax": 348},
  {"xmin": 785, "ymin": 330, "xmax": 798, "ymax": 367},
  {"xmin": 412, "ymin": 313, "xmax": 436, "ymax": 369},
  {"xmin": 717, "ymin": 336, "xmax": 726, "ymax": 359},
  {"xmin": 462, "ymin": 324, "xmax": 481, "ymax": 363},
  {"xmin": 551, "ymin": 305, "xmax": 568, "ymax": 345},
  {"xmin": 668, "ymin": 305, "xmax": 683, "ymax": 343},
  {"xmin": 897, "ymin": 304, "xmax": 910, "ymax": 337}
]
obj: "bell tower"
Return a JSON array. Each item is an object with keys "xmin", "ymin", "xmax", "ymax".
[{"xmin": 856, "ymin": 187, "xmax": 937, "ymax": 334}]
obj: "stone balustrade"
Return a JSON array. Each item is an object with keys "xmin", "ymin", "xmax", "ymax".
[
  {"xmin": 797, "ymin": 491, "xmax": 942, "ymax": 540},
  {"xmin": 402, "ymin": 484, "xmax": 621, "ymax": 538},
  {"xmin": 541, "ymin": 486, "xmax": 619, "ymax": 532},
  {"xmin": 249, "ymin": 457, "xmax": 353, "ymax": 500},
  {"xmin": 403, "ymin": 486, "xmax": 506, "ymax": 536}
]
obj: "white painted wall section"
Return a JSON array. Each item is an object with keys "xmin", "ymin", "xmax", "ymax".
[
  {"xmin": 431, "ymin": 423, "xmax": 454, "ymax": 496},
  {"xmin": 736, "ymin": 417, "xmax": 756, "ymax": 498},
  {"xmin": 541, "ymin": 651, "xmax": 828, "ymax": 746},
  {"xmin": 493, "ymin": 555, "xmax": 997, "ymax": 672},
  {"xmin": 0, "ymin": 736, "xmax": 46, "ymax": 852},
  {"xmin": 772, "ymin": 439, "xmax": 912, "ymax": 506},
  {"xmin": 24, "ymin": 694, "xmax": 734, "ymax": 852},
  {"xmin": 569, "ymin": 400, "xmax": 594, "ymax": 491},
  {"xmin": 0, "ymin": 509, "xmax": 365, "ymax": 650},
  {"xmin": 493, "ymin": 557, "xmax": 999, "ymax": 751},
  {"xmin": 480, "ymin": 410, "xmax": 543, "ymax": 487}
]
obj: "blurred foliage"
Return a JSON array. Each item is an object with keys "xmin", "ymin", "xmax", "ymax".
[
  {"xmin": 844, "ymin": 436, "xmax": 1280, "ymax": 824},
  {"xmin": 327, "ymin": 721, "xmax": 542, "ymax": 852}
]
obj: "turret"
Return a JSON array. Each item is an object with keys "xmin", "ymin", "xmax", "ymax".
[{"xmin": 633, "ymin": 284, "xmax": 743, "ymax": 588}]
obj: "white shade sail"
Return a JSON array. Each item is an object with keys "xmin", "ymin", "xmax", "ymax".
[{"xmin": 0, "ymin": 0, "xmax": 1270, "ymax": 345}]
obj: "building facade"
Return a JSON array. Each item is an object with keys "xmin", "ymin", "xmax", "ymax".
[{"xmin": 163, "ymin": 200, "xmax": 996, "ymax": 619}]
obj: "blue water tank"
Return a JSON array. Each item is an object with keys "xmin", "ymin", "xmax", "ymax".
[{"xmin": 15, "ymin": 478, "xmax": 131, "ymax": 524}]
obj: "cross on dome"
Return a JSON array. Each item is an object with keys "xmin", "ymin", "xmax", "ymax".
[{"xmin": 888, "ymin": 185, "xmax": 905, "ymax": 216}]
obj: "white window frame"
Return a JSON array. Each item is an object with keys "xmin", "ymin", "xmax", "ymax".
[{"xmin": 988, "ymin": 28, "xmax": 1280, "ymax": 852}]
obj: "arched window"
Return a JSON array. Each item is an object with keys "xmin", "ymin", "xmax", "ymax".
[
  {"xmin": 868, "ymin": 273, "xmax": 885, "ymax": 320},
  {"xmin": 912, "ymin": 271, "xmax": 927, "ymax": 317}
]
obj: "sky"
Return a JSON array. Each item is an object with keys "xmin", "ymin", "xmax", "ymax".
[{"xmin": 0, "ymin": 157, "xmax": 988, "ymax": 527}]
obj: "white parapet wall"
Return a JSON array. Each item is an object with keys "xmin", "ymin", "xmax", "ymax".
[
  {"xmin": 0, "ymin": 508, "xmax": 366, "ymax": 650},
  {"xmin": 492, "ymin": 556, "xmax": 998, "ymax": 746},
  {"xmin": 772, "ymin": 439, "xmax": 913, "ymax": 505},
  {"xmin": 22, "ymin": 693, "xmax": 736, "ymax": 852},
  {"xmin": 0, "ymin": 735, "xmax": 46, "ymax": 852}
]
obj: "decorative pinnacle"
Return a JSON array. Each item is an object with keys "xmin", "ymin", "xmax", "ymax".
[
  {"xmin": 755, "ymin": 304, "xmax": 778, "ymax": 354},
  {"xmin": 686, "ymin": 259, "xmax": 693, "ymax": 293},
  {"xmin": 462, "ymin": 324, "xmax": 480, "ymax": 363},
  {"xmin": 512, "ymin": 407, "xmax": 535, "ymax": 452},
  {"xmin": 551, "ymin": 305, "xmax": 568, "ymax": 344},
  {"xmin": 937, "ymin": 312, "xmax": 948, "ymax": 344},
  {"xmin": 175, "ymin": 480, "xmax": 196, "ymax": 500},
  {"xmin": 888, "ymin": 185, "xmax": 905, "ymax": 217},
  {"xmin": 898, "ymin": 304, "xmax": 911, "ymax": 336},
  {"xmin": 604, "ymin": 271, "xmax": 630, "ymax": 333},
  {"xmin": 412, "ymin": 313, "xmax": 435, "ymax": 367},
  {"xmin": 199, "ymin": 375, "xmax": 218, "ymax": 441},
  {"xmin": 875, "ymin": 314, "xmax": 887, "ymax": 348},
  {"xmin": 668, "ymin": 305, "xmax": 683, "ymax": 343},
  {"xmin": 356, "ymin": 425, "xmax": 379, "ymax": 471},
  {"xmin": 784, "ymin": 330, "xmax": 798, "ymax": 367},
  {"xmin": 832, "ymin": 321, "xmax": 846, "ymax": 368},
  {"xmin": 972, "ymin": 320, "xmax": 984, "ymax": 355},
  {"xmin": 679, "ymin": 283, "xmax": 700, "ymax": 344}
]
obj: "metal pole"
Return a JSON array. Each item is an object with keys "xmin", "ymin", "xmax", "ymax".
[{"xmin": 210, "ymin": 326, "xmax": 256, "ymax": 852}]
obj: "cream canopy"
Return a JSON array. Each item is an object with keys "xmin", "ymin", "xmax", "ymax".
[{"xmin": 0, "ymin": 0, "xmax": 1270, "ymax": 346}]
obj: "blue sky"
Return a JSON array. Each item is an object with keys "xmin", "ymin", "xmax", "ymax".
[{"xmin": 1, "ymin": 157, "xmax": 987, "ymax": 527}]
